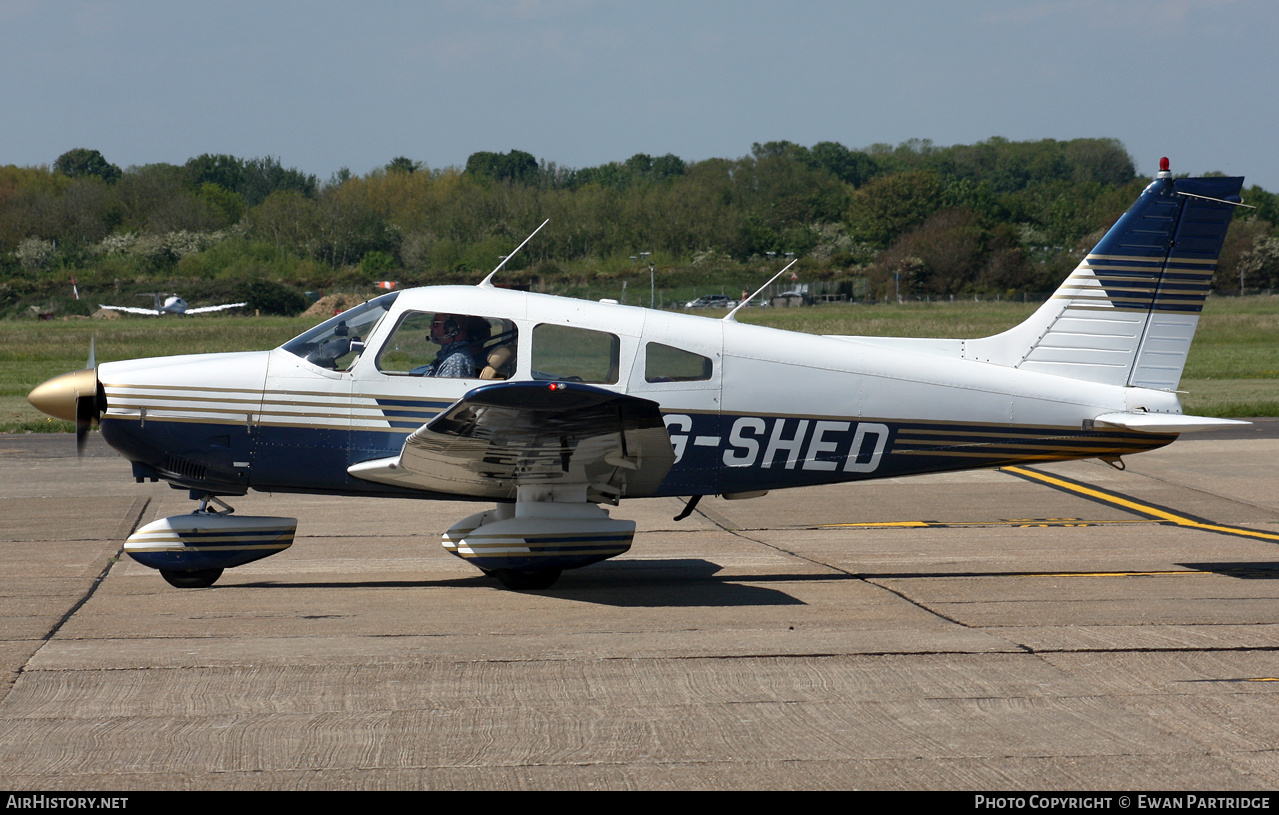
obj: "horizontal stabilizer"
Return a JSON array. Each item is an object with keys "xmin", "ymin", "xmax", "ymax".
[
  {"xmin": 1093, "ymin": 412, "xmax": 1250, "ymax": 433},
  {"xmin": 348, "ymin": 380, "xmax": 676, "ymax": 500}
]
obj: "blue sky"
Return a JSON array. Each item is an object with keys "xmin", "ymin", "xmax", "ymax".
[{"xmin": 3, "ymin": 0, "xmax": 1276, "ymax": 190}]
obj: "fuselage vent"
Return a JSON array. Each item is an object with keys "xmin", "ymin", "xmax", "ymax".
[{"xmin": 162, "ymin": 454, "xmax": 207, "ymax": 482}]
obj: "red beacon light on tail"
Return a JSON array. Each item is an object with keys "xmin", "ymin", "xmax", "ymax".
[{"xmin": 1157, "ymin": 157, "xmax": 1172, "ymax": 178}]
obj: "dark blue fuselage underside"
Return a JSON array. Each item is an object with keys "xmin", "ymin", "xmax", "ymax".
[{"xmin": 101, "ymin": 412, "xmax": 1175, "ymax": 500}]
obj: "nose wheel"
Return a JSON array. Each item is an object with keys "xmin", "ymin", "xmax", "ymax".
[
  {"xmin": 491, "ymin": 568, "xmax": 562, "ymax": 591},
  {"xmin": 159, "ymin": 568, "xmax": 224, "ymax": 588}
]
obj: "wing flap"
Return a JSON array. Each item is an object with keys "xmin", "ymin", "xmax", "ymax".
[{"xmin": 349, "ymin": 381, "xmax": 676, "ymax": 500}]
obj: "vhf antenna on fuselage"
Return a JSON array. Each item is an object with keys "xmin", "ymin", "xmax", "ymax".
[
  {"xmin": 478, "ymin": 219, "xmax": 550, "ymax": 288},
  {"xmin": 723, "ymin": 257, "xmax": 800, "ymax": 322}
]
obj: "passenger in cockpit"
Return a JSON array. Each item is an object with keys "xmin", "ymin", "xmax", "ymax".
[{"xmin": 465, "ymin": 315, "xmax": 491, "ymax": 360}]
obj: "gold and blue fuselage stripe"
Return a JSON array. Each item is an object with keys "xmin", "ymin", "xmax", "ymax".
[
  {"xmin": 663, "ymin": 412, "xmax": 1172, "ymax": 495},
  {"xmin": 104, "ymin": 396, "xmax": 1171, "ymax": 496},
  {"xmin": 101, "ymin": 386, "xmax": 1175, "ymax": 499},
  {"xmin": 102, "ymin": 384, "xmax": 452, "ymax": 431}
]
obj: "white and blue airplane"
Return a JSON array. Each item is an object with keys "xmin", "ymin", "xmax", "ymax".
[{"xmin": 28, "ymin": 160, "xmax": 1249, "ymax": 590}]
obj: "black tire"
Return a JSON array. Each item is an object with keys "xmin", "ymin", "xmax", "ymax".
[
  {"xmin": 492, "ymin": 568, "xmax": 562, "ymax": 591},
  {"xmin": 159, "ymin": 568, "xmax": 223, "ymax": 588}
]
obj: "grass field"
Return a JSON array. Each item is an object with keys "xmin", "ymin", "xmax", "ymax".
[{"xmin": 4, "ymin": 295, "xmax": 1277, "ymax": 433}]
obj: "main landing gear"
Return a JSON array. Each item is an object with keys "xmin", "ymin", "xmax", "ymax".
[{"xmin": 443, "ymin": 487, "xmax": 636, "ymax": 591}]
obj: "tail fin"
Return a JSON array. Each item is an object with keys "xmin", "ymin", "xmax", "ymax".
[{"xmin": 965, "ymin": 164, "xmax": 1243, "ymax": 390}]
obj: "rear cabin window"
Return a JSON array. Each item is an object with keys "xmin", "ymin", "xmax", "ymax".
[
  {"xmin": 531, "ymin": 324, "xmax": 620, "ymax": 384},
  {"xmin": 645, "ymin": 342, "xmax": 713, "ymax": 383},
  {"xmin": 377, "ymin": 311, "xmax": 517, "ymax": 379}
]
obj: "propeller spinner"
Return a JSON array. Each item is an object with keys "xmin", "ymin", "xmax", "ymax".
[{"xmin": 27, "ymin": 341, "xmax": 105, "ymax": 455}]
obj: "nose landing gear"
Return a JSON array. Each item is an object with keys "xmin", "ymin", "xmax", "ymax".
[{"xmin": 123, "ymin": 494, "xmax": 297, "ymax": 589}]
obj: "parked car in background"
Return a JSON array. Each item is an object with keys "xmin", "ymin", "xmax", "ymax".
[
  {"xmin": 771, "ymin": 291, "xmax": 814, "ymax": 307},
  {"xmin": 684, "ymin": 294, "xmax": 732, "ymax": 309}
]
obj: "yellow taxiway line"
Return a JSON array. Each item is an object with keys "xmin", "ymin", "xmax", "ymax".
[
  {"xmin": 1001, "ymin": 465, "xmax": 1279, "ymax": 544},
  {"xmin": 819, "ymin": 465, "xmax": 1279, "ymax": 546}
]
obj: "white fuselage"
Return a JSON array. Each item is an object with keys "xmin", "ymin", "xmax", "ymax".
[{"xmin": 96, "ymin": 286, "xmax": 1181, "ymax": 500}]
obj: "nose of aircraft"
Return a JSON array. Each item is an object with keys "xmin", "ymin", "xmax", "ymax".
[{"xmin": 28, "ymin": 368, "xmax": 100, "ymax": 422}]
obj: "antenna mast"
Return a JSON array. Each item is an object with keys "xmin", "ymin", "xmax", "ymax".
[
  {"xmin": 723, "ymin": 258, "xmax": 799, "ymax": 322},
  {"xmin": 478, "ymin": 219, "xmax": 550, "ymax": 288}
]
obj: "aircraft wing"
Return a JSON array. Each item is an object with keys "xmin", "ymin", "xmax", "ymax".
[
  {"xmin": 348, "ymin": 381, "xmax": 677, "ymax": 501},
  {"xmin": 184, "ymin": 302, "xmax": 248, "ymax": 314},
  {"xmin": 99, "ymin": 304, "xmax": 162, "ymax": 316}
]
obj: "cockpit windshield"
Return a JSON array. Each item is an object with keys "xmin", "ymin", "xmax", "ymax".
[{"xmin": 281, "ymin": 292, "xmax": 399, "ymax": 370}]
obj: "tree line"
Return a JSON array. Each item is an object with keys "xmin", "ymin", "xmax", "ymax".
[{"xmin": 2, "ymin": 138, "xmax": 1277, "ymax": 314}]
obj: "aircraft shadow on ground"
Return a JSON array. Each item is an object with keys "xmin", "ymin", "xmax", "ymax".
[
  {"xmin": 1179, "ymin": 562, "xmax": 1279, "ymax": 579},
  {"xmin": 234, "ymin": 559, "xmax": 815, "ymax": 607}
]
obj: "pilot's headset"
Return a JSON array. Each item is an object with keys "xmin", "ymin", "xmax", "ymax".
[{"xmin": 436, "ymin": 315, "xmax": 461, "ymax": 341}]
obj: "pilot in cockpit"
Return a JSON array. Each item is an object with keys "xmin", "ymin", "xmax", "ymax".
[{"xmin": 415, "ymin": 314, "xmax": 480, "ymax": 378}]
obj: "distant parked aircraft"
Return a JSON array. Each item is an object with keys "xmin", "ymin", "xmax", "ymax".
[{"xmin": 99, "ymin": 293, "xmax": 247, "ymax": 316}]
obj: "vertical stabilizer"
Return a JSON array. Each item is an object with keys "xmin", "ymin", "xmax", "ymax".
[{"xmin": 964, "ymin": 165, "xmax": 1242, "ymax": 389}]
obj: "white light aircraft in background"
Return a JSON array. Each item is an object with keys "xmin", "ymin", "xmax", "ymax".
[
  {"xmin": 99, "ymin": 292, "xmax": 247, "ymax": 316},
  {"xmin": 29, "ymin": 160, "xmax": 1251, "ymax": 590}
]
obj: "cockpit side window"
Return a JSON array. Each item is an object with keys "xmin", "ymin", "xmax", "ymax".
[
  {"xmin": 281, "ymin": 292, "xmax": 398, "ymax": 371},
  {"xmin": 531, "ymin": 324, "xmax": 620, "ymax": 384},
  {"xmin": 645, "ymin": 342, "xmax": 712, "ymax": 382},
  {"xmin": 377, "ymin": 311, "xmax": 517, "ymax": 379}
]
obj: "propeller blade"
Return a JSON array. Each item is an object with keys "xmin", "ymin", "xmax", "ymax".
[
  {"xmin": 86, "ymin": 337, "xmax": 96, "ymax": 370},
  {"xmin": 75, "ymin": 394, "xmax": 94, "ymax": 456},
  {"xmin": 73, "ymin": 379, "xmax": 104, "ymax": 457}
]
